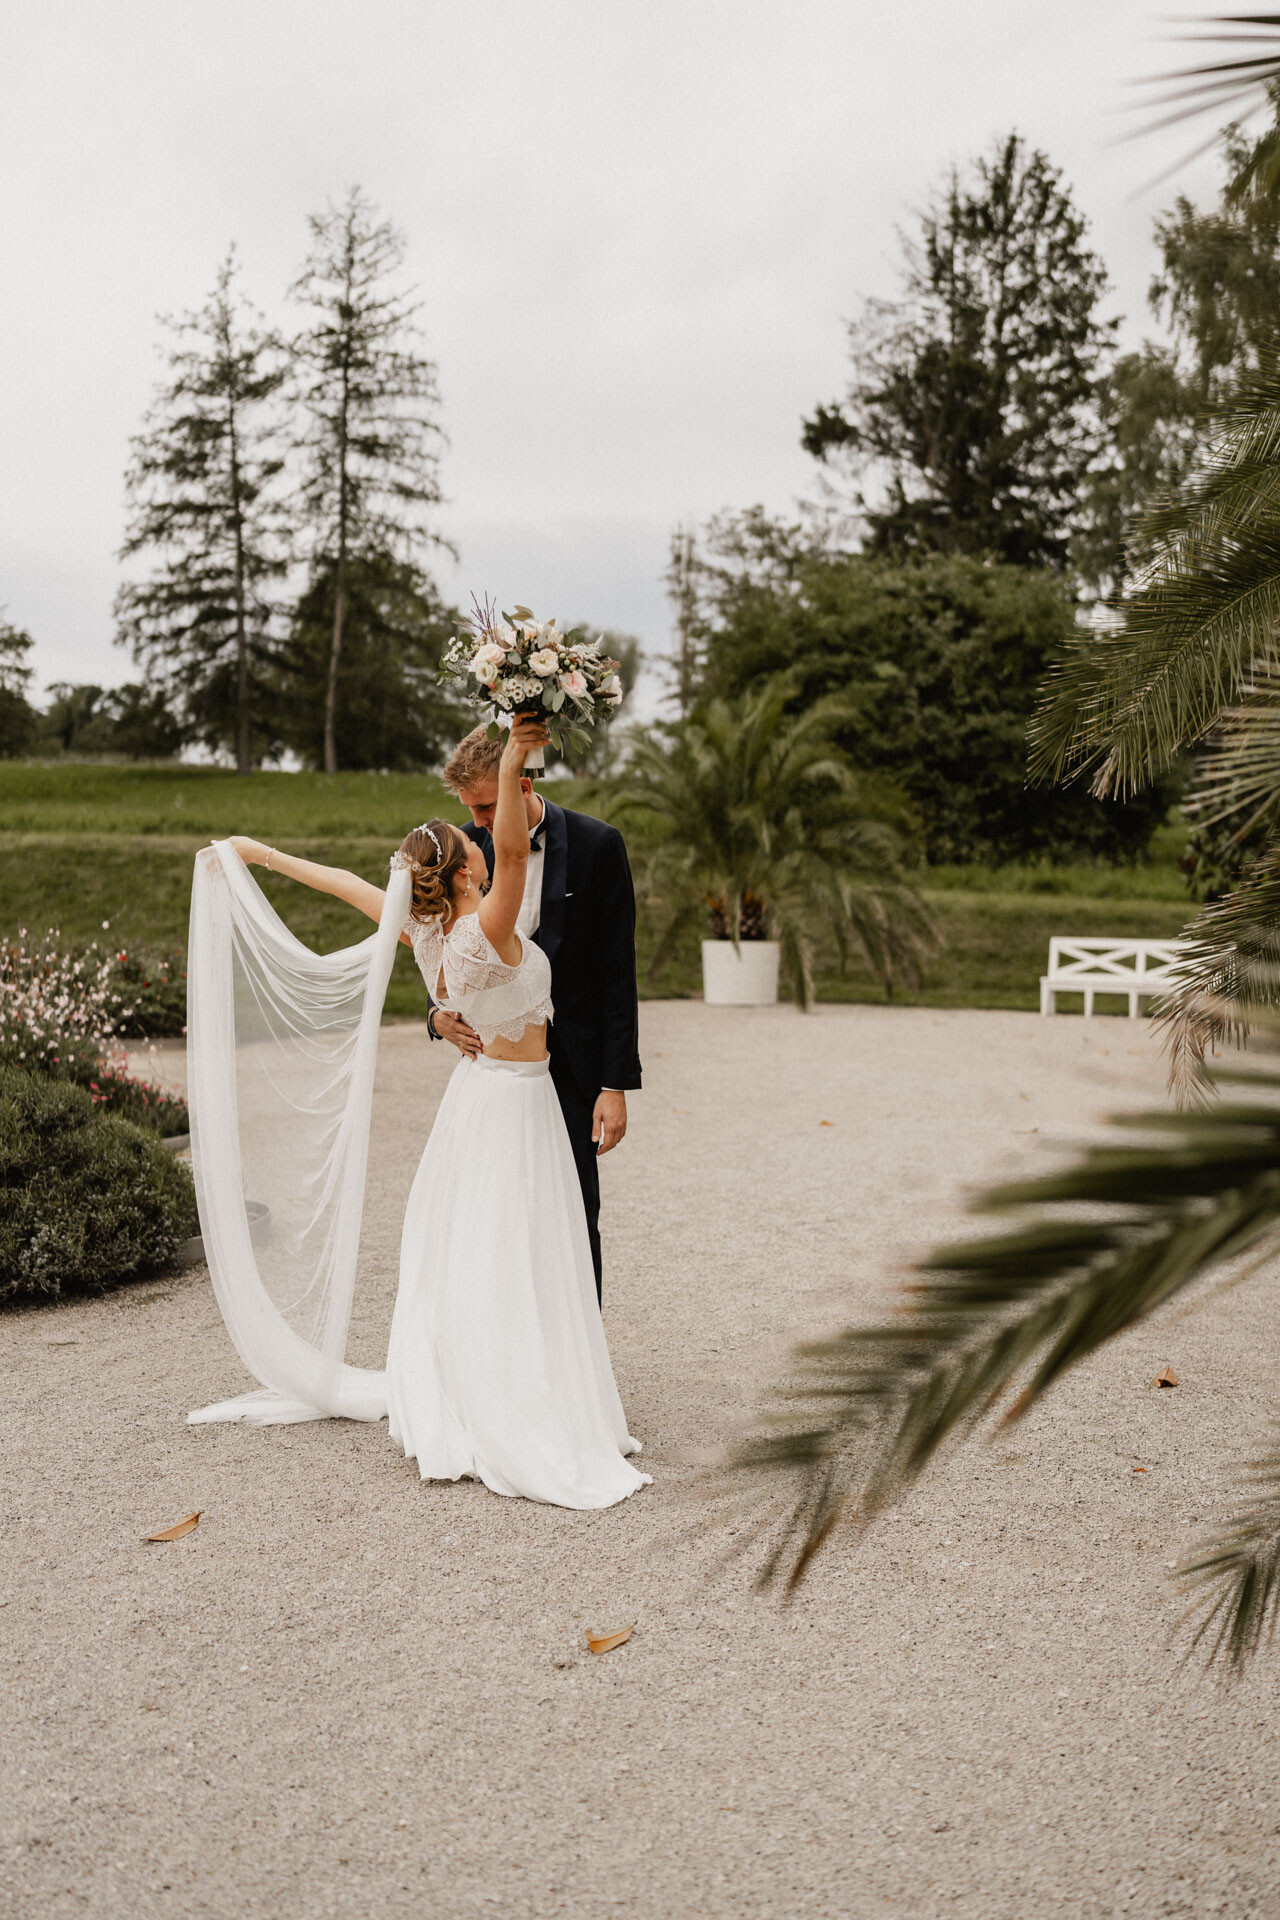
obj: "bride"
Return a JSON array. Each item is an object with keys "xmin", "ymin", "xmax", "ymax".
[{"xmin": 186, "ymin": 715, "xmax": 648, "ymax": 1511}]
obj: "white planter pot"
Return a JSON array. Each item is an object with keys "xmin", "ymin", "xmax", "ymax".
[
  {"xmin": 179, "ymin": 1199, "xmax": 270, "ymax": 1270},
  {"xmin": 701, "ymin": 939, "xmax": 780, "ymax": 1007}
]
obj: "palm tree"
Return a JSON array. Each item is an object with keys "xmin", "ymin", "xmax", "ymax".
[
  {"xmin": 612, "ymin": 678, "xmax": 933, "ymax": 1008},
  {"xmin": 1031, "ymin": 354, "xmax": 1280, "ymax": 1094}
]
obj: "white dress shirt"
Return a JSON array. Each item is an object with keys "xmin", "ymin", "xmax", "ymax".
[{"xmin": 516, "ymin": 795, "xmax": 546, "ymax": 940}]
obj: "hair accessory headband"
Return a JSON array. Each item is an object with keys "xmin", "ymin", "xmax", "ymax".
[{"xmin": 389, "ymin": 824, "xmax": 446, "ymax": 876}]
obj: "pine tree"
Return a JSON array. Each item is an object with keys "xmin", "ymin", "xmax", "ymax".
[
  {"xmin": 115, "ymin": 253, "xmax": 288, "ymax": 772},
  {"xmin": 0, "ymin": 614, "xmax": 37, "ymax": 758},
  {"xmin": 289, "ymin": 188, "xmax": 449, "ymax": 775},
  {"xmin": 803, "ymin": 134, "xmax": 1115, "ymax": 570},
  {"xmin": 278, "ymin": 550, "xmax": 466, "ymax": 771},
  {"xmin": 665, "ymin": 527, "xmax": 701, "ymax": 717}
]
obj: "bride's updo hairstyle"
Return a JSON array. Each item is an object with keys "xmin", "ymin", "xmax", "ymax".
[{"xmin": 398, "ymin": 819, "xmax": 471, "ymax": 926}]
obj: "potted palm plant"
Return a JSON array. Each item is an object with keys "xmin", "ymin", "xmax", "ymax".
[{"xmin": 615, "ymin": 677, "xmax": 932, "ymax": 1008}]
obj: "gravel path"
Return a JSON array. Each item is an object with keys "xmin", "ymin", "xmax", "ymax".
[{"xmin": 3, "ymin": 1005, "xmax": 1278, "ymax": 1919}]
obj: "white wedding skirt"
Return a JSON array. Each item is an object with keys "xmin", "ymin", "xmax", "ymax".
[{"xmin": 386, "ymin": 1053, "xmax": 650, "ymax": 1510}]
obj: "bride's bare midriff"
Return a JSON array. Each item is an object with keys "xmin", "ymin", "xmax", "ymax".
[{"xmin": 483, "ymin": 1020, "xmax": 549, "ymax": 1063}]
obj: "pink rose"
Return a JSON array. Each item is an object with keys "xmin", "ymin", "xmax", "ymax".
[{"xmin": 560, "ymin": 669, "xmax": 588, "ymax": 699}]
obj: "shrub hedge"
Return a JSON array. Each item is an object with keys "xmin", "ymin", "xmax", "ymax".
[
  {"xmin": 0, "ymin": 1066, "xmax": 197, "ymax": 1306},
  {"xmin": 0, "ymin": 1024, "xmax": 188, "ymax": 1134}
]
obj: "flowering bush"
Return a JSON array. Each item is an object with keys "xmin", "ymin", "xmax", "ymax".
[
  {"xmin": 0, "ymin": 1066, "xmax": 197, "ymax": 1306},
  {"xmin": 0, "ymin": 926, "xmax": 117, "ymax": 1055},
  {"xmin": 0, "ymin": 926, "xmax": 187, "ymax": 1133},
  {"xmin": 102, "ymin": 943, "xmax": 187, "ymax": 1038}
]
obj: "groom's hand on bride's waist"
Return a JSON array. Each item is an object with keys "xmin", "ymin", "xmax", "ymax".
[{"xmin": 428, "ymin": 1009, "xmax": 482, "ymax": 1056}]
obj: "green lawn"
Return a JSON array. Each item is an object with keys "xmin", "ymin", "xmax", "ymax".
[{"xmin": 0, "ymin": 763, "xmax": 1197, "ymax": 1017}]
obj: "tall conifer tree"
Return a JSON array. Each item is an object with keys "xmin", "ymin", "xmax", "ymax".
[
  {"xmin": 115, "ymin": 252, "xmax": 288, "ymax": 771},
  {"xmin": 0, "ymin": 614, "xmax": 37, "ymax": 758},
  {"xmin": 803, "ymin": 135, "xmax": 1115, "ymax": 570},
  {"xmin": 289, "ymin": 188, "xmax": 449, "ymax": 774}
]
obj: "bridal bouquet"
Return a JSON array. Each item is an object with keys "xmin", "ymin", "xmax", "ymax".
[{"xmin": 439, "ymin": 597, "xmax": 623, "ymax": 772}]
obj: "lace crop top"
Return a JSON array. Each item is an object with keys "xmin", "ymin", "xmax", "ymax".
[{"xmin": 405, "ymin": 910, "xmax": 554, "ymax": 1046}]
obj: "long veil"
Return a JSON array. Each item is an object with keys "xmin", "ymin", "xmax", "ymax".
[{"xmin": 185, "ymin": 842, "xmax": 411, "ymax": 1427}]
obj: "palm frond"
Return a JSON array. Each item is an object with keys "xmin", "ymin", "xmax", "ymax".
[
  {"xmin": 1153, "ymin": 841, "xmax": 1280, "ymax": 1095},
  {"xmin": 723, "ymin": 1063, "xmax": 1280, "ymax": 1669},
  {"xmin": 1180, "ymin": 1430, "xmax": 1280, "ymax": 1673},
  {"xmin": 644, "ymin": 892, "xmax": 704, "ymax": 983},
  {"xmin": 1030, "ymin": 359, "xmax": 1280, "ymax": 797},
  {"xmin": 1183, "ymin": 659, "xmax": 1280, "ymax": 836},
  {"xmin": 1128, "ymin": 18, "xmax": 1280, "ymax": 189}
]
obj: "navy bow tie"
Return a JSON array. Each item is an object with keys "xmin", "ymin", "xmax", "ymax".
[{"xmin": 530, "ymin": 828, "xmax": 545, "ymax": 853}]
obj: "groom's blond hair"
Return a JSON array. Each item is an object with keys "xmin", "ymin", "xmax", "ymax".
[{"xmin": 443, "ymin": 725, "xmax": 503, "ymax": 795}]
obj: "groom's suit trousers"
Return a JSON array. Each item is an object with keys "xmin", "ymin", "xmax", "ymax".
[{"xmin": 549, "ymin": 1039, "xmax": 603, "ymax": 1305}]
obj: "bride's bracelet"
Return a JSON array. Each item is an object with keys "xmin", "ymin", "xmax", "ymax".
[{"xmin": 265, "ymin": 847, "xmax": 278, "ymax": 872}]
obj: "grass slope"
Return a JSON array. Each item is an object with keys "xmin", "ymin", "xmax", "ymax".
[{"xmin": 0, "ymin": 764, "xmax": 1196, "ymax": 1016}]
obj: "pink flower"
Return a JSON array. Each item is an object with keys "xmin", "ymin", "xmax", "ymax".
[{"xmin": 560, "ymin": 669, "xmax": 588, "ymax": 699}]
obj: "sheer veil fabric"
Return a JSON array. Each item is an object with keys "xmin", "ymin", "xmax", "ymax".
[{"xmin": 186, "ymin": 842, "xmax": 411, "ymax": 1427}]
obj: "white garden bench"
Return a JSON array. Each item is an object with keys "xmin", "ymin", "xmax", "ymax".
[{"xmin": 1039, "ymin": 937, "xmax": 1187, "ymax": 1018}]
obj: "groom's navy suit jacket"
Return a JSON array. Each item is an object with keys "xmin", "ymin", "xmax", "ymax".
[{"xmin": 463, "ymin": 798, "xmax": 642, "ymax": 1102}]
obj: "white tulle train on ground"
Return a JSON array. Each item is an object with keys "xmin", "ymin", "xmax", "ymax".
[{"xmin": 387, "ymin": 1053, "xmax": 649, "ymax": 1510}]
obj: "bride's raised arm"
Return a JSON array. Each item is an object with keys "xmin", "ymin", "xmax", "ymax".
[
  {"xmin": 477, "ymin": 715, "xmax": 548, "ymax": 963},
  {"xmin": 224, "ymin": 838, "xmax": 406, "ymax": 937}
]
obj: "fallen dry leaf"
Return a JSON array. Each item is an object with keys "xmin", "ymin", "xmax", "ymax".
[
  {"xmin": 819, "ymin": 1120, "xmax": 835, "ymax": 1127},
  {"xmin": 1154, "ymin": 1368, "xmax": 1179, "ymax": 1389},
  {"xmin": 1133, "ymin": 1466, "xmax": 1148, "ymax": 1474},
  {"xmin": 143, "ymin": 1511, "xmax": 201, "ymax": 1544},
  {"xmin": 586, "ymin": 1623, "xmax": 635, "ymax": 1655}
]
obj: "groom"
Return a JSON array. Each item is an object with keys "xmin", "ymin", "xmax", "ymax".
[{"xmin": 427, "ymin": 724, "xmax": 642, "ymax": 1302}]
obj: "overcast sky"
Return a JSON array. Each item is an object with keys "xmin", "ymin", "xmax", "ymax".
[{"xmin": 1, "ymin": 1, "xmax": 1231, "ymax": 709}]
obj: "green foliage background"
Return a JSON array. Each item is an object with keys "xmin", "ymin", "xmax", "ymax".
[
  {"xmin": 693, "ymin": 542, "xmax": 1178, "ymax": 863},
  {"xmin": 0, "ymin": 765, "xmax": 1193, "ymax": 1018}
]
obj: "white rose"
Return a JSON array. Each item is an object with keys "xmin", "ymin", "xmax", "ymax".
[
  {"xmin": 599, "ymin": 673, "xmax": 623, "ymax": 707},
  {"xmin": 471, "ymin": 643, "xmax": 505, "ymax": 679},
  {"xmin": 490, "ymin": 622, "xmax": 517, "ymax": 651},
  {"xmin": 528, "ymin": 647, "xmax": 560, "ymax": 677}
]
